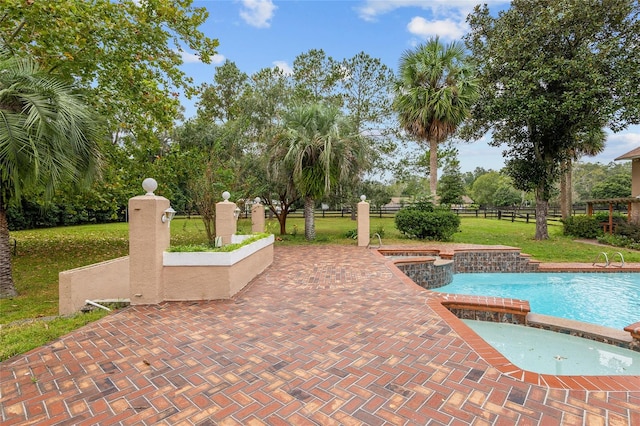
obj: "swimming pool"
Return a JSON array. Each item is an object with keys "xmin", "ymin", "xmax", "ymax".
[
  {"xmin": 432, "ymin": 272, "xmax": 640, "ymax": 329},
  {"xmin": 463, "ymin": 320, "xmax": 640, "ymax": 376}
]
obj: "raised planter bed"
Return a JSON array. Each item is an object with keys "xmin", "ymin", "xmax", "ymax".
[{"xmin": 162, "ymin": 234, "xmax": 275, "ymax": 301}]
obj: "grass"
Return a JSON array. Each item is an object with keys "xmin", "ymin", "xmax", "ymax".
[
  {"xmin": 2, "ymin": 215, "xmax": 639, "ymax": 361},
  {"xmin": 0, "ymin": 310, "xmax": 109, "ymax": 361}
]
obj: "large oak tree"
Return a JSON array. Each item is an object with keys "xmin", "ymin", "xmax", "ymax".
[
  {"xmin": 1, "ymin": 0, "xmax": 218, "ymax": 140},
  {"xmin": 464, "ymin": 0, "xmax": 640, "ymax": 239}
]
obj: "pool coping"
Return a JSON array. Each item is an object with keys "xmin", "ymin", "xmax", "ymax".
[{"xmin": 377, "ymin": 246, "xmax": 640, "ymax": 391}]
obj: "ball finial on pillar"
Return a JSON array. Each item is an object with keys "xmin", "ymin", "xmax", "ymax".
[
  {"xmin": 142, "ymin": 178, "xmax": 158, "ymax": 196},
  {"xmin": 360, "ymin": 195, "xmax": 366, "ymax": 202},
  {"xmin": 222, "ymin": 191, "xmax": 231, "ymax": 202}
]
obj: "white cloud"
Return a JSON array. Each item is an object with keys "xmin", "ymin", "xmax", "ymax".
[
  {"xmin": 356, "ymin": 0, "xmax": 507, "ymax": 22},
  {"xmin": 178, "ymin": 51, "xmax": 225, "ymax": 65},
  {"xmin": 407, "ymin": 16, "xmax": 467, "ymax": 41},
  {"xmin": 608, "ymin": 131, "xmax": 640, "ymax": 146},
  {"xmin": 239, "ymin": 0, "xmax": 277, "ymax": 28},
  {"xmin": 356, "ymin": 0, "xmax": 433, "ymax": 22},
  {"xmin": 211, "ymin": 54, "xmax": 226, "ymax": 65},
  {"xmin": 605, "ymin": 131, "xmax": 640, "ymax": 156},
  {"xmin": 179, "ymin": 51, "xmax": 202, "ymax": 64},
  {"xmin": 272, "ymin": 61, "xmax": 293, "ymax": 75}
]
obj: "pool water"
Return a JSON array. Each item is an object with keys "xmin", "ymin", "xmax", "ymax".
[
  {"xmin": 463, "ymin": 320, "xmax": 640, "ymax": 376},
  {"xmin": 433, "ymin": 273, "xmax": 640, "ymax": 329}
]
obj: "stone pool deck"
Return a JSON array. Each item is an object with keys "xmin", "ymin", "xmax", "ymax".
[{"xmin": 2, "ymin": 245, "xmax": 640, "ymax": 425}]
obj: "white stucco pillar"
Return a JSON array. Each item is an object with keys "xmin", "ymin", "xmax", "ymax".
[
  {"xmin": 251, "ymin": 198, "xmax": 265, "ymax": 234},
  {"xmin": 216, "ymin": 191, "xmax": 238, "ymax": 245},
  {"xmin": 357, "ymin": 195, "xmax": 370, "ymax": 247},
  {"xmin": 128, "ymin": 178, "xmax": 171, "ymax": 305}
]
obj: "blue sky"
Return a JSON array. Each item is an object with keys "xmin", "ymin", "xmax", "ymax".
[{"xmin": 178, "ymin": 0, "xmax": 640, "ymax": 174}]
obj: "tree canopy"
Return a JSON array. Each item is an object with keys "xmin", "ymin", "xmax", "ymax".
[
  {"xmin": 1, "ymin": 0, "xmax": 218, "ymax": 139},
  {"xmin": 464, "ymin": 0, "xmax": 640, "ymax": 239}
]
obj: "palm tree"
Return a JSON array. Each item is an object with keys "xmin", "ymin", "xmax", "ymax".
[
  {"xmin": 560, "ymin": 128, "xmax": 606, "ymax": 219},
  {"xmin": 0, "ymin": 50, "xmax": 102, "ymax": 298},
  {"xmin": 276, "ymin": 103, "xmax": 369, "ymax": 240},
  {"xmin": 393, "ymin": 37, "xmax": 478, "ymax": 198}
]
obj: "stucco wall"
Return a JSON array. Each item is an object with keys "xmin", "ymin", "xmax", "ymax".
[
  {"xmin": 59, "ymin": 256, "xmax": 130, "ymax": 315},
  {"xmin": 163, "ymin": 244, "xmax": 273, "ymax": 301},
  {"xmin": 59, "ymin": 238, "xmax": 274, "ymax": 314}
]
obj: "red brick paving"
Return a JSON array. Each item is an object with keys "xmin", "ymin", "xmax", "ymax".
[{"xmin": 1, "ymin": 245, "xmax": 639, "ymax": 425}]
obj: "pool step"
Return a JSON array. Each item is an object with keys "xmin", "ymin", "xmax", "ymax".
[{"xmin": 527, "ymin": 313, "xmax": 634, "ymax": 349}]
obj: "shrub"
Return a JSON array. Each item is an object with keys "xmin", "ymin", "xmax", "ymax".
[
  {"xmin": 167, "ymin": 233, "xmax": 270, "ymax": 252},
  {"xmin": 373, "ymin": 224, "xmax": 385, "ymax": 238},
  {"xmin": 395, "ymin": 206, "xmax": 460, "ymax": 241},
  {"xmin": 613, "ymin": 221, "xmax": 640, "ymax": 242},
  {"xmin": 593, "ymin": 212, "xmax": 627, "ymax": 224},
  {"xmin": 562, "ymin": 215, "xmax": 602, "ymax": 239},
  {"xmin": 597, "ymin": 233, "xmax": 640, "ymax": 250},
  {"xmin": 345, "ymin": 228, "xmax": 357, "ymax": 239}
]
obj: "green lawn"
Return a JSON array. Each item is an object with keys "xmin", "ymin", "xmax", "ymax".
[{"xmin": 2, "ymin": 215, "xmax": 639, "ymax": 360}]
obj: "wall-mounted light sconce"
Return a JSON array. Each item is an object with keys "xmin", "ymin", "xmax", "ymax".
[
  {"xmin": 162, "ymin": 207, "xmax": 176, "ymax": 223},
  {"xmin": 234, "ymin": 207, "xmax": 241, "ymax": 220}
]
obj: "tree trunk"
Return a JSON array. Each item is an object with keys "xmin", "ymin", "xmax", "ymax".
[
  {"xmin": 276, "ymin": 208, "xmax": 290, "ymax": 235},
  {"xmin": 278, "ymin": 212, "xmax": 287, "ymax": 235},
  {"xmin": 304, "ymin": 196, "xmax": 315, "ymax": 240},
  {"xmin": 566, "ymin": 158, "xmax": 573, "ymax": 218},
  {"xmin": 559, "ymin": 158, "xmax": 574, "ymax": 220},
  {"xmin": 429, "ymin": 139, "xmax": 438, "ymax": 200},
  {"xmin": 534, "ymin": 187, "xmax": 549, "ymax": 240},
  {"xmin": 559, "ymin": 160, "xmax": 568, "ymax": 220},
  {"xmin": 0, "ymin": 204, "xmax": 18, "ymax": 298}
]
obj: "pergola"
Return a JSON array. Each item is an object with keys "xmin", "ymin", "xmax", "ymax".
[
  {"xmin": 586, "ymin": 197, "xmax": 640, "ymax": 233},
  {"xmin": 585, "ymin": 146, "xmax": 640, "ymax": 233}
]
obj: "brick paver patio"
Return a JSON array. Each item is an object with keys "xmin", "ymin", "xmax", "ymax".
[{"xmin": 2, "ymin": 245, "xmax": 639, "ymax": 425}]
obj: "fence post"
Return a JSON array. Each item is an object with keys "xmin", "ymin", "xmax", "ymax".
[
  {"xmin": 215, "ymin": 191, "xmax": 238, "ymax": 245},
  {"xmin": 357, "ymin": 196, "xmax": 370, "ymax": 247},
  {"xmin": 526, "ymin": 213, "xmax": 529, "ymax": 223},
  {"xmin": 498, "ymin": 210, "xmax": 502, "ymax": 220},
  {"xmin": 251, "ymin": 198, "xmax": 265, "ymax": 233}
]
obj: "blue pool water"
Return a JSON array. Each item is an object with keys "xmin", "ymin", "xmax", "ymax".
[
  {"xmin": 433, "ymin": 273, "xmax": 640, "ymax": 329},
  {"xmin": 463, "ymin": 320, "xmax": 640, "ymax": 376}
]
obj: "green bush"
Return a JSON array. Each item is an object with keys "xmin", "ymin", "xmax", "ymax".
[
  {"xmin": 373, "ymin": 224, "xmax": 385, "ymax": 238},
  {"xmin": 562, "ymin": 215, "xmax": 602, "ymax": 238},
  {"xmin": 344, "ymin": 228, "xmax": 357, "ymax": 239},
  {"xmin": 7, "ymin": 199, "xmax": 124, "ymax": 231},
  {"xmin": 167, "ymin": 233, "xmax": 270, "ymax": 252},
  {"xmin": 613, "ymin": 221, "xmax": 640, "ymax": 242},
  {"xmin": 593, "ymin": 212, "xmax": 627, "ymax": 224},
  {"xmin": 597, "ymin": 233, "xmax": 640, "ymax": 250},
  {"xmin": 395, "ymin": 205, "xmax": 460, "ymax": 241}
]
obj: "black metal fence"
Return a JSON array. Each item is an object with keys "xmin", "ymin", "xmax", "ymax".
[{"xmin": 256, "ymin": 204, "xmax": 627, "ymax": 224}]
